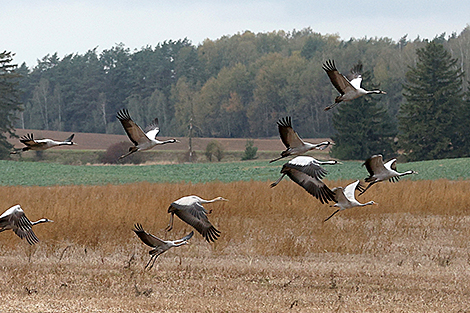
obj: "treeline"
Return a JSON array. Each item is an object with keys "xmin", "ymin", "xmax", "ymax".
[{"xmin": 14, "ymin": 27, "xmax": 470, "ymax": 139}]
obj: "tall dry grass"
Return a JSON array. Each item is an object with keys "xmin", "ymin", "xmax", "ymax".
[
  {"xmin": 1, "ymin": 179, "xmax": 470, "ymax": 312},
  {"xmin": 0, "ymin": 179, "xmax": 469, "ymax": 258}
]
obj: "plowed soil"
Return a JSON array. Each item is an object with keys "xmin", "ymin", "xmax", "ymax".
[{"xmin": 8, "ymin": 129, "xmax": 331, "ymax": 152}]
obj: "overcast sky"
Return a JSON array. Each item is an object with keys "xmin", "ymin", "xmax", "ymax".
[{"xmin": 2, "ymin": 1, "xmax": 469, "ymax": 67}]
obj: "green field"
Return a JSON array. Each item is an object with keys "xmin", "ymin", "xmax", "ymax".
[{"xmin": 1, "ymin": 157, "xmax": 469, "ymax": 186}]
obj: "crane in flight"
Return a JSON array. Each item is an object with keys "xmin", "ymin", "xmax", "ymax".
[
  {"xmin": 166, "ymin": 195, "xmax": 227, "ymax": 243},
  {"xmin": 271, "ymin": 156, "xmax": 339, "ymax": 204},
  {"xmin": 0, "ymin": 205, "xmax": 53, "ymax": 245},
  {"xmin": 359, "ymin": 154, "xmax": 418, "ymax": 195},
  {"xmin": 116, "ymin": 109, "xmax": 179, "ymax": 160},
  {"xmin": 322, "ymin": 60, "xmax": 386, "ymax": 111},
  {"xmin": 270, "ymin": 116, "xmax": 330, "ymax": 163},
  {"xmin": 12, "ymin": 133, "xmax": 75, "ymax": 153},
  {"xmin": 133, "ymin": 223, "xmax": 193, "ymax": 270},
  {"xmin": 323, "ymin": 180, "xmax": 376, "ymax": 222}
]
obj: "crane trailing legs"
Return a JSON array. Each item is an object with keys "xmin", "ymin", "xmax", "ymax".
[
  {"xmin": 359, "ymin": 154, "xmax": 418, "ymax": 196},
  {"xmin": 323, "ymin": 180, "xmax": 376, "ymax": 222}
]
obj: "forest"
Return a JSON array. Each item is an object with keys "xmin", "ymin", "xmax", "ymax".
[{"xmin": 9, "ymin": 26, "xmax": 470, "ymax": 143}]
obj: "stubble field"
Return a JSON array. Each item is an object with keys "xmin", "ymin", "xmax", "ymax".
[{"xmin": 1, "ymin": 179, "xmax": 470, "ymax": 312}]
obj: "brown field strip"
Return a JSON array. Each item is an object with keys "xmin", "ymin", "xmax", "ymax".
[
  {"xmin": 8, "ymin": 128, "xmax": 331, "ymax": 152},
  {"xmin": 1, "ymin": 180, "xmax": 470, "ymax": 312}
]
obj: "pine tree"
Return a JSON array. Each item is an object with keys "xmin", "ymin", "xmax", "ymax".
[
  {"xmin": 398, "ymin": 40, "xmax": 466, "ymax": 161},
  {"xmin": 0, "ymin": 51, "xmax": 23, "ymax": 158},
  {"xmin": 330, "ymin": 65, "xmax": 396, "ymax": 160}
]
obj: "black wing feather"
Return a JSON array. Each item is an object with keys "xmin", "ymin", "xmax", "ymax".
[
  {"xmin": 284, "ymin": 168, "xmax": 335, "ymax": 204},
  {"xmin": 63, "ymin": 134, "xmax": 75, "ymax": 142},
  {"xmin": 283, "ymin": 161, "xmax": 328, "ymax": 180},
  {"xmin": 169, "ymin": 204, "xmax": 220, "ymax": 243}
]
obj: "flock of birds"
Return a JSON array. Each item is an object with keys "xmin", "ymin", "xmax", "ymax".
[
  {"xmin": 268, "ymin": 115, "xmax": 417, "ymax": 222},
  {"xmin": 2, "ymin": 60, "xmax": 416, "ymax": 269}
]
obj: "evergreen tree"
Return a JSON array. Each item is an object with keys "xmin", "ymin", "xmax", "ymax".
[
  {"xmin": 458, "ymin": 92, "xmax": 470, "ymax": 156},
  {"xmin": 0, "ymin": 51, "xmax": 22, "ymax": 158},
  {"xmin": 330, "ymin": 96, "xmax": 396, "ymax": 160},
  {"xmin": 398, "ymin": 40, "xmax": 467, "ymax": 161},
  {"xmin": 330, "ymin": 64, "xmax": 396, "ymax": 160}
]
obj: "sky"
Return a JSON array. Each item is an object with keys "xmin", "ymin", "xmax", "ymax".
[{"xmin": 2, "ymin": 0, "xmax": 469, "ymax": 67}]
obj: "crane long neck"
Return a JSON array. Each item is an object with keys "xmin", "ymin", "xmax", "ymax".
[
  {"xmin": 161, "ymin": 139, "xmax": 177, "ymax": 144},
  {"xmin": 399, "ymin": 170, "xmax": 415, "ymax": 177},
  {"xmin": 316, "ymin": 160, "xmax": 337, "ymax": 165},
  {"xmin": 31, "ymin": 219, "xmax": 49, "ymax": 226},
  {"xmin": 201, "ymin": 198, "xmax": 221, "ymax": 204},
  {"xmin": 316, "ymin": 141, "xmax": 330, "ymax": 147}
]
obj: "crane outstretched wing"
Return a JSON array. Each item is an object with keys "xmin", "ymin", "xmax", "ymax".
[
  {"xmin": 63, "ymin": 134, "xmax": 75, "ymax": 142},
  {"xmin": 363, "ymin": 154, "xmax": 385, "ymax": 178},
  {"xmin": 133, "ymin": 224, "xmax": 165, "ymax": 248},
  {"xmin": 179, "ymin": 231, "xmax": 194, "ymax": 242},
  {"xmin": 277, "ymin": 116, "xmax": 304, "ymax": 149},
  {"xmin": 170, "ymin": 203, "xmax": 220, "ymax": 242},
  {"xmin": 322, "ymin": 60, "xmax": 356, "ymax": 95},
  {"xmin": 116, "ymin": 109, "xmax": 150, "ymax": 146},
  {"xmin": 20, "ymin": 133, "xmax": 47, "ymax": 149},
  {"xmin": 0, "ymin": 205, "xmax": 39, "ymax": 245},
  {"xmin": 343, "ymin": 180, "xmax": 360, "ymax": 201},
  {"xmin": 144, "ymin": 118, "xmax": 160, "ymax": 140},
  {"xmin": 283, "ymin": 168, "xmax": 335, "ymax": 204}
]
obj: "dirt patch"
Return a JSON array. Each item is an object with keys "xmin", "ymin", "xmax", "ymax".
[{"xmin": 1, "ymin": 251, "xmax": 468, "ymax": 312}]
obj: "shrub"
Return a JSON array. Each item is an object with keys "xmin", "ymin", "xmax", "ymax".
[
  {"xmin": 100, "ymin": 141, "xmax": 144, "ymax": 164},
  {"xmin": 34, "ymin": 150, "xmax": 45, "ymax": 161},
  {"xmin": 241, "ymin": 140, "xmax": 258, "ymax": 160},
  {"xmin": 205, "ymin": 140, "xmax": 225, "ymax": 162},
  {"xmin": 179, "ymin": 150, "xmax": 198, "ymax": 163}
]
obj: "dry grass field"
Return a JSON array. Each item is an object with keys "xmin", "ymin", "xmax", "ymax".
[{"xmin": 1, "ymin": 179, "xmax": 470, "ymax": 312}]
